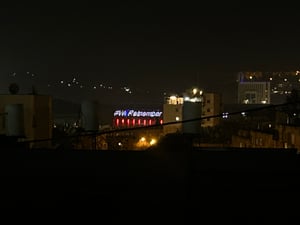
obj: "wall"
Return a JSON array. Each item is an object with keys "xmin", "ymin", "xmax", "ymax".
[
  {"xmin": 202, "ymin": 93, "xmax": 222, "ymax": 127},
  {"xmin": 163, "ymin": 104, "xmax": 183, "ymax": 135},
  {"xmin": 0, "ymin": 95, "xmax": 52, "ymax": 148}
]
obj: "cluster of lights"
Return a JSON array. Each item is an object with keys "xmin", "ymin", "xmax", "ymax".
[
  {"xmin": 7, "ymin": 72, "xmax": 138, "ymax": 95},
  {"xmin": 9, "ymin": 71, "xmax": 35, "ymax": 77},
  {"xmin": 115, "ymin": 118, "xmax": 163, "ymax": 127},
  {"xmin": 240, "ymin": 71, "xmax": 300, "ymax": 97},
  {"xmin": 6, "ymin": 72, "xmax": 204, "ymax": 98},
  {"xmin": 136, "ymin": 136, "xmax": 157, "ymax": 149},
  {"xmin": 222, "ymin": 112, "xmax": 229, "ymax": 119}
]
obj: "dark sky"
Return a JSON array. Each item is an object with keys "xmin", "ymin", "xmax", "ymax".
[{"xmin": 1, "ymin": 3, "xmax": 300, "ymax": 104}]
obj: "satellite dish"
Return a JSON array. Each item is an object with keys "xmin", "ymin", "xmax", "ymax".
[{"xmin": 9, "ymin": 83, "xmax": 20, "ymax": 95}]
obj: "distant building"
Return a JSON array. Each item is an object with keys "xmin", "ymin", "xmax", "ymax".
[
  {"xmin": 231, "ymin": 125, "xmax": 300, "ymax": 152},
  {"xmin": 238, "ymin": 71, "xmax": 300, "ymax": 104},
  {"xmin": 112, "ymin": 108, "xmax": 163, "ymax": 128},
  {"xmin": 111, "ymin": 107, "xmax": 164, "ymax": 150},
  {"xmin": 163, "ymin": 95, "xmax": 184, "ymax": 135},
  {"xmin": 0, "ymin": 94, "xmax": 52, "ymax": 148},
  {"xmin": 238, "ymin": 81, "xmax": 271, "ymax": 104},
  {"xmin": 163, "ymin": 88, "xmax": 221, "ymax": 135},
  {"xmin": 202, "ymin": 93, "xmax": 222, "ymax": 127}
]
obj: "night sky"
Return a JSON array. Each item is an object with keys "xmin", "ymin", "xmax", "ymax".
[{"xmin": 1, "ymin": 3, "xmax": 300, "ymax": 105}]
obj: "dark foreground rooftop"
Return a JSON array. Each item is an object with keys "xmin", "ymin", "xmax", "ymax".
[{"xmin": 0, "ymin": 147, "xmax": 299, "ymax": 224}]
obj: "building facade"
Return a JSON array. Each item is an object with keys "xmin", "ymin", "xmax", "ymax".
[
  {"xmin": 202, "ymin": 93, "xmax": 222, "ymax": 127},
  {"xmin": 238, "ymin": 71, "xmax": 300, "ymax": 104},
  {"xmin": 112, "ymin": 108, "xmax": 163, "ymax": 128},
  {"xmin": 231, "ymin": 125, "xmax": 300, "ymax": 152},
  {"xmin": 163, "ymin": 90, "xmax": 222, "ymax": 135},
  {"xmin": 163, "ymin": 95, "xmax": 184, "ymax": 135},
  {"xmin": 0, "ymin": 94, "xmax": 53, "ymax": 148},
  {"xmin": 238, "ymin": 81, "xmax": 271, "ymax": 104}
]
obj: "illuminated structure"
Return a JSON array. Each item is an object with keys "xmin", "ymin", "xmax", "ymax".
[
  {"xmin": 111, "ymin": 108, "xmax": 163, "ymax": 150},
  {"xmin": 112, "ymin": 109, "xmax": 163, "ymax": 128},
  {"xmin": 163, "ymin": 95, "xmax": 184, "ymax": 135},
  {"xmin": 238, "ymin": 81, "xmax": 271, "ymax": 104},
  {"xmin": 238, "ymin": 71, "xmax": 300, "ymax": 104},
  {"xmin": 202, "ymin": 93, "xmax": 222, "ymax": 127},
  {"xmin": 182, "ymin": 88, "xmax": 203, "ymax": 134},
  {"xmin": 0, "ymin": 94, "xmax": 53, "ymax": 148},
  {"xmin": 163, "ymin": 88, "xmax": 206, "ymax": 135}
]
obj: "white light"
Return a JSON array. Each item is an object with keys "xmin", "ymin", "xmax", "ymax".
[
  {"xmin": 170, "ymin": 96, "xmax": 177, "ymax": 100},
  {"xmin": 93, "ymin": 86, "xmax": 97, "ymax": 89},
  {"xmin": 249, "ymin": 76, "xmax": 253, "ymax": 79},
  {"xmin": 222, "ymin": 112, "xmax": 229, "ymax": 119},
  {"xmin": 140, "ymin": 137, "xmax": 146, "ymax": 142},
  {"xmin": 60, "ymin": 80, "xmax": 64, "ymax": 84},
  {"xmin": 150, "ymin": 139, "xmax": 157, "ymax": 145},
  {"xmin": 67, "ymin": 83, "xmax": 71, "ymax": 87},
  {"xmin": 176, "ymin": 116, "xmax": 180, "ymax": 121},
  {"xmin": 118, "ymin": 142, "xmax": 122, "ymax": 146},
  {"xmin": 192, "ymin": 88, "xmax": 198, "ymax": 95}
]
